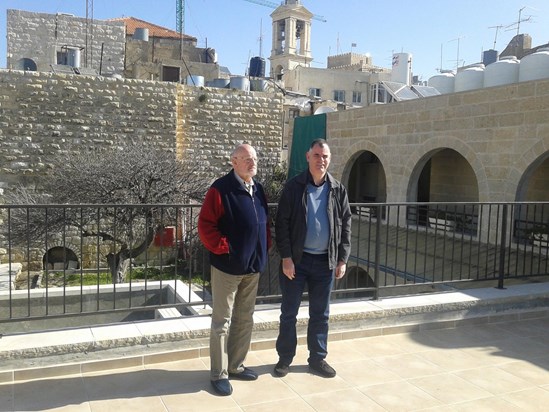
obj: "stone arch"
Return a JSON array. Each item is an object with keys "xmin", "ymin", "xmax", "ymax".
[
  {"xmin": 16, "ymin": 58, "xmax": 37, "ymax": 71},
  {"xmin": 403, "ymin": 135, "xmax": 489, "ymax": 202},
  {"xmin": 508, "ymin": 135, "xmax": 549, "ymax": 241},
  {"xmin": 273, "ymin": 65, "xmax": 284, "ymax": 81},
  {"xmin": 334, "ymin": 264, "xmax": 374, "ymax": 294},
  {"xmin": 42, "ymin": 243, "xmax": 82, "ymax": 270},
  {"xmin": 335, "ymin": 139, "xmax": 392, "ymax": 195},
  {"xmin": 508, "ymin": 134, "xmax": 549, "ymax": 201}
]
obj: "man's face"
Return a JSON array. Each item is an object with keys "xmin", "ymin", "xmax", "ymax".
[
  {"xmin": 306, "ymin": 143, "xmax": 331, "ymax": 177},
  {"xmin": 232, "ymin": 146, "xmax": 258, "ymax": 181}
]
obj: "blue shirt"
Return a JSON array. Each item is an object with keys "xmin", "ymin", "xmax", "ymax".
[{"xmin": 304, "ymin": 182, "xmax": 330, "ymax": 254}]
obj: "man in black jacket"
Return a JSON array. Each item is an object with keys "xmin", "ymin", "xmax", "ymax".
[{"xmin": 274, "ymin": 138, "xmax": 352, "ymax": 378}]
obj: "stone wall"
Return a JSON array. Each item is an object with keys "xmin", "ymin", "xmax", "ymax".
[
  {"xmin": 0, "ymin": 69, "xmax": 284, "ymax": 270},
  {"xmin": 7, "ymin": 9, "xmax": 125, "ymax": 75},
  {"xmin": 0, "ymin": 70, "xmax": 179, "ymax": 189},
  {"xmin": 328, "ymin": 78, "xmax": 549, "ymax": 203},
  {"xmin": 178, "ymin": 85, "xmax": 284, "ymax": 177}
]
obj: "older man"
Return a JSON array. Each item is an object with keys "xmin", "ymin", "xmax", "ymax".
[{"xmin": 198, "ymin": 143, "xmax": 271, "ymax": 396}]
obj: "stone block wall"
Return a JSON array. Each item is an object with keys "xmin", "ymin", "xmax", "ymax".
[
  {"xmin": 7, "ymin": 9, "xmax": 125, "ymax": 75},
  {"xmin": 328, "ymin": 78, "xmax": 549, "ymax": 203},
  {"xmin": 177, "ymin": 85, "xmax": 284, "ymax": 177},
  {"xmin": 0, "ymin": 69, "xmax": 284, "ymax": 270},
  {"xmin": 0, "ymin": 70, "xmax": 179, "ymax": 189}
]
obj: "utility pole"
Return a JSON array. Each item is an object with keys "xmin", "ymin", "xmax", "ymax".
[{"xmin": 85, "ymin": 0, "xmax": 94, "ymax": 68}]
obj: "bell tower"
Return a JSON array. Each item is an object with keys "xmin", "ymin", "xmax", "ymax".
[{"xmin": 269, "ymin": 0, "xmax": 313, "ymax": 80}]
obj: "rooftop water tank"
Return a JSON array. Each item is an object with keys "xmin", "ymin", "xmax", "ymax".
[
  {"xmin": 454, "ymin": 64, "xmax": 484, "ymax": 92},
  {"xmin": 230, "ymin": 76, "xmax": 250, "ymax": 91},
  {"xmin": 250, "ymin": 78, "xmax": 268, "ymax": 92},
  {"xmin": 133, "ymin": 28, "xmax": 149, "ymax": 41},
  {"xmin": 186, "ymin": 75, "xmax": 204, "ymax": 87},
  {"xmin": 482, "ymin": 49, "xmax": 499, "ymax": 66},
  {"xmin": 249, "ymin": 56, "xmax": 266, "ymax": 77},
  {"xmin": 66, "ymin": 47, "xmax": 81, "ymax": 68},
  {"xmin": 519, "ymin": 48, "xmax": 549, "ymax": 82},
  {"xmin": 204, "ymin": 48, "xmax": 217, "ymax": 64},
  {"xmin": 206, "ymin": 78, "xmax": 230, "ymax": 88},
  {"xmin": 483, "ymin": 56, "xmax": 519, "ymax": 88},
  {"xmin": 391, "ymin": 52, "xmax": 412, "ymax": 85},
  {"xmin": 427, "ymin": 71, "xmax": 455, "ymax": 94}
]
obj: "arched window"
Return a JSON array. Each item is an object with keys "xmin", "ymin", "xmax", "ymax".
[{"xmin": 16, "ymin": 58, "xmax": 37, "ymax": 71}]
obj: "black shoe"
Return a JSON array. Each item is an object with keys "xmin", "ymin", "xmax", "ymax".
[
  {"xmin": 211, "ymin": 379, "xmax": 233, "ymax": 396},
  {"xmin": 274, "ymin": 361, "xmax": 290, "ymax": 377},
  {"xmin": 228, "ymin": 366, "xmax": 258, "ymax": 381},
  {"xmin": 309, "ymin": 360, "xmax": 336, "ymax": 378}
]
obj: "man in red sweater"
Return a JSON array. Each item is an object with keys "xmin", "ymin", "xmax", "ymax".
[{"xmin": 198, "ymin": 143, "xmax": 271, "ymax": 396}]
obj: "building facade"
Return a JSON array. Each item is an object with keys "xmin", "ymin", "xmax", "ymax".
[{"xmin": 7, "ymin": 9, "xmax": 125, "ymax": 76}]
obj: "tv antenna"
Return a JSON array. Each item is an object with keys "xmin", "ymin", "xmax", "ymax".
[
  {"xmin": 505, "ymin": 6, "xmax": 536, "ymax": 36},
  {"xmin": 488, "ymin": 25, "xmax": 504, "ymax": 49},
  {"xmin": 448, "ymin": 36, "xmax": 465, "ymax": 70}
]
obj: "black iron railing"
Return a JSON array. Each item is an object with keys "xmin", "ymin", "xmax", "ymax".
[{"xmin": 1, "ymin": 202, "xmax": 548, "ymax": 334}]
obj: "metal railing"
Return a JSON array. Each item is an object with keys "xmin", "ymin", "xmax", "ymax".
[{"xmin": 0, "ymin": 202, "xmax": 548, "ymax": 334}]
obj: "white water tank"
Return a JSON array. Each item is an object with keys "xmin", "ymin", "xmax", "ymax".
[
  {"xmin": 206, "ymin": 78, "xmax": 230, "ymax": 88},
  {"xmin": 133, "ymin": 28, "xmax": 149, "ymax": 41},
  {"xmin": 66, "ymin": 47, "xmax": 81, "ymax": 68},
  {"xmin": 186, "ymin": 75, "xmax": 204, "ymax": 87},
  {"xmin": 428, "ymin": 71, "xmax": 455, "ymax": 94},
  {"xmin": 454, "ymin": 64, "xmax": 485, "ymax": 92},
  {"xmin": 519, "ymin": 48, "xmax": 549, "ymax": 82},
  {"xmin": 230, "ymin": 76, "xmax": 250, "ymax": 91},
  {"xmin": 483, "ymin": 56, "xmax": 519, "ymax": 88},
  {"xmin": 391, "ymin": 53, "xmax": 412, "ymax": 85}
]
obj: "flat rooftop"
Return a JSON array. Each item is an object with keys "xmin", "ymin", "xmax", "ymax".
[{"xmin": 1, "ymin": 281, "xmax": 549, "ymax": 410}]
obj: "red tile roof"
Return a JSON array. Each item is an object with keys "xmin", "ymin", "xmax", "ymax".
[{"xmin": 109, "ymin": 16, "xmax": 196, "ymax": 41}]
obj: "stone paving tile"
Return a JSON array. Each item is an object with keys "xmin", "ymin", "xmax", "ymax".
[{"xmin": 1, "ymin": 286, "xmax": 549, "ymax": 412}]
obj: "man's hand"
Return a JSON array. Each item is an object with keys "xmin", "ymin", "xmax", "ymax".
[
  {"xmin": 282, "ymin": 257, "xmax": 295, "ymax": 280},
  {"xmin": 335, "ymin": 261, "xmax": 346, "ymax": 279}
]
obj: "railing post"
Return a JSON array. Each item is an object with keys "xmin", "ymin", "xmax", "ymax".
[
  {"xmin": 497, "ymin": 204, "xmax": 508, "ymax": 289},
  {"xmin": 373, "ymin": 204, "xmax": 382, "ymax": 300}
]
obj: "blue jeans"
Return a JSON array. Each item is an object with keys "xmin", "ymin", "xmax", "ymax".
[{"xmin": 276, "ymin": 252, "xmax": 333, "ymax": 365}]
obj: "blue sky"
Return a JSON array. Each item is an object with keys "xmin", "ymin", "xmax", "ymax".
[{"xmin": 1, "ymin": 0, "xmax": 548, "ymax": 81}]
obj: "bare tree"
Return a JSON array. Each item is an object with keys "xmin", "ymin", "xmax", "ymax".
[{"xmin": 4, "ymin": 144, "xmax": 211, "ymax": 283}]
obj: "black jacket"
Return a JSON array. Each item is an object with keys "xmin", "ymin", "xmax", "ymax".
[{"xmin": 275, "ymin": 170, "xmax": 352, "ymax": 269}]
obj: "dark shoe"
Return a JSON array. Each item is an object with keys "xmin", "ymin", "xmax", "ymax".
[
  {"xmin": 211, "ymin": 379, "xmax": 233, "ymax": 396},
  {"xmin": 309, "ymin": 360, "xmax": 336, "ymax": 378},
  {"xmin": 274, "ymin": 361, "xmax": 290, "ymax": 377},
  {"xmin": 228, "ymin": 366, "xmax": 258, "ymax": 381}
]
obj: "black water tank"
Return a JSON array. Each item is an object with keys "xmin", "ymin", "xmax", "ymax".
[{"xmin": 249, "ymin": 56, "xmax": 266, "ymax": 77}]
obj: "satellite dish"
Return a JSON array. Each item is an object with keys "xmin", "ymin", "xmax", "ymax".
[{"xmin": 314, "ymin": 106, "xmax": 336, "ymax": 114}]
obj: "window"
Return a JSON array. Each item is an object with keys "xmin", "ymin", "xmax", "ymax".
[
  {"xmin": 162, "ymin": 66, "xmax": 181, "ymax": 82},
  {"xmin": 309, "ymin": 88, "xmax": 321, "ymax": 97},
  {"xmin": 17, "ymin": 58, "xmax": 37, "ymax": 71},
  {"xmin": 352, "ymin": 91, "xmax": 362, "ymax": 104},
  {"xmin": 288, "ymin": 108, "xmax": 300, "ymax": 119},
  {"xmin": 370, "ymin": 84, "xmax": 395, "ymax": 104},
  {"xmin": 333, "ymin": 90, "xmax": 345, "ymax": 102}
]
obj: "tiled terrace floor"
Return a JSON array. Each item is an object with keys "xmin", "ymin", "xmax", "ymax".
[{"xmin": 1, "ymin": 284, "xmax": 549, "ymax": 411}]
